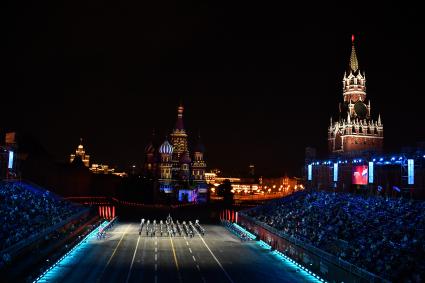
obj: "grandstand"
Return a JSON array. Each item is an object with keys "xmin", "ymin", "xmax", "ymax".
[
  {"xmin": 0, "ymin": 181, "xmax": 95, "ymax": 281},
  {"xmin": 1, "ymin": 180, "xmax": 324, "ymax": 283},
  {"xmin": 243, "ymin": 191, "xmax": 425, "ymax": 282}
]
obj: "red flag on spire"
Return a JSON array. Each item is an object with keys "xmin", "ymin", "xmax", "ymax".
[{"xmin": 352, "ymin": 34, "xmax": 355, "ymax": 43}]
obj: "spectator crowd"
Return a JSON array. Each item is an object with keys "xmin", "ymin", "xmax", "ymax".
[
  {"xmin": 248, "ymin": 191, "xmax": 425, "ymax": 282},
  {"xmin": 0, "ymin": 181, "xmax": 83, "ymax": 267}
]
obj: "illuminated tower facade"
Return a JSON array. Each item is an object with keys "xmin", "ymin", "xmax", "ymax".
[
  {"xmin": 191, "ymin": 136, "xmax": 207, "ymax": 182},
  {"xmin": 70, "ymin": 138, "xmax": 90, "ymax": 167},
  {"xmin": 144, "ymin": 131, "xmax": 158, "ymax": 176},
  {"xmin": 158, "ymin": 140, "xmax": 173, "ymax": 192},
  {"xmin": 328, "ymin": 35, "xmax": 384, "ymax": 154},
  {"xmin": 170, "ymin": 105, "xmax": 189, "ymax": 161}
]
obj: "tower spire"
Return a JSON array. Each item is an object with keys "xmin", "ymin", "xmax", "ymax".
[
  {"xmin": 350, "ymin": 34, "xmax": 359, "ymax": 72},
  {"xmin": 175, "ymin": 104, "xmax": 185, "ymax": 130}
]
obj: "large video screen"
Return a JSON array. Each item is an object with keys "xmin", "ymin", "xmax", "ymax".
[
  {"xmin": 8, "ymin": 151, "xmax": 14, "ymax": 169},
  {"xmin": 352, "ymin": 165, "xmax": 368, "ymax": 185},
  {"xmin": 333, "ymin": 163, "xmax": 338, "ymax": 182},
  {"xmin": 308, "ymin": 164, "xmax": 312, "ymax": 181},
  {"xmin": 368, "ymin": 162, "xmax": 374, "ymax": 184},
  {"xmin": 408, "ymin": 159, "xmax": 414, "ymax": 185}
]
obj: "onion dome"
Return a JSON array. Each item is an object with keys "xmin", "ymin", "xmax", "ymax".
[
  {"xmin": 180, "ymin": 151, "xmax": 191, "ymax": 163},
  {"xmin": 78, "ymin": 138, "xmax": 84, "ymax": 149},
  {"xmin": 194, "ymin": 141, "xmax": 205, "ymax": 153},
  {"xmin": 144, "ymin": 142, "xmax": 155, "ymax": 154},
  {"xmin": 193, "ymin": 134, "xmax": 205, "ymax": 153},
  {"xmin": 159, "ymin": 140, "xmax": 173, "ymax": 154},
  {"xmin": 145, "ymin": 129, "xmax": 158, "ymax": 154}
]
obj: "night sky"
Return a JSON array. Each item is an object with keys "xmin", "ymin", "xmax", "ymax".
[{"xmin": 5, "ymin": 2, "xmax": 425, "ymax": 176}]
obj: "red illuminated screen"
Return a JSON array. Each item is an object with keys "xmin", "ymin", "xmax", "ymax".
[{"xmin": 352, "ymin": 165, "xmax": 368, "ymax": 185}]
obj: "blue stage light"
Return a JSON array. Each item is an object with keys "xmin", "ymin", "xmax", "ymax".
[
  {"xmin": 379, "ymin": 158, "xmax": 384, "ymax": 162},
  {"xmin": 33, "ymin": 221, "xmax": 109, "ymax": 283}
]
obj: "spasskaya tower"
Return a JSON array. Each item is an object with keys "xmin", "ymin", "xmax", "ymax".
[{"xmin": 328, "ymin": 35, "xmax": 383, "ymax": 154}]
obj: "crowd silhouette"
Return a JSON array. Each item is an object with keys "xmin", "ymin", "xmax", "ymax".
[
  {"xmin": 0, "ymin": 182, "xmax": 83, "ymax": 268},
  {"xmin": 248, "ymin": 191, "xmax": 425, "ymax": 282}
]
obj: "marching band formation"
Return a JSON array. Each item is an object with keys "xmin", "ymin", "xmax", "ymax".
[{"xmin": 139, "ymin": 215, "xmax": 205, "ymax": 238}]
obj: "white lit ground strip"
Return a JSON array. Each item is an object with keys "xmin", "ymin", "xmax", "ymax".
[
  {"xmin": 33, "ymin": 220, "xmax": 109, "ymax": 283},
  {"xmin": 233, "ymin": 223, "xmax": 326, "ymax": 283}
]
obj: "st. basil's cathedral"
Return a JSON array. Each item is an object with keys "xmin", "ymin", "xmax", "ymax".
[{"xmin": 143, "ymin": 104, "xmax": 208, "ymax": 203}]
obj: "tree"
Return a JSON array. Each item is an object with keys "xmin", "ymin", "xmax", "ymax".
[{"xmin": 218, "ymin": 179, "xmax": 234, "ymax": 207}]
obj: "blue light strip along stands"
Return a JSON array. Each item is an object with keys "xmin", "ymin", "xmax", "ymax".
[
  {"xmin": 33, "ymin": 220, "xmax": 111, "ymax": 283},
  {"xmin": 232, "ymin": 223, "xmax": 325, "ymax": 283}
]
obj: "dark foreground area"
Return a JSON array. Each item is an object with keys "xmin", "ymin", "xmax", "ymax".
[{"xmin": 33, "ymin": 222, "xmax": 317, "ymax": 283}]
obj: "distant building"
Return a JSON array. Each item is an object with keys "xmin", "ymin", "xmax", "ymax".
[
  {"xmin": 70, "ymin": 139, "xmax": 126, "ymax": 177},
  {"xmin": 70, "ymin": 138, "xmax": 90, "ymax": 167},
  {"xmin": 328, "ymin": 35, "xmax": 383, "ymax": 155},
  {"xmin": 143, "ymin": 104, "xmax": 208, "ymax": 202},
  {"xmin": 90, "ymin": 163, "xmax": 114, "ymax": 174},
  {"xmin": 205, "ymin": 172, "xmax": 216, "ymax": 184}
]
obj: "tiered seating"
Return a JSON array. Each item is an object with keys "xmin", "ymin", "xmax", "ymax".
[{"xmin": 248, "ymin": 191, "xmax": 425, "ymax": 281}]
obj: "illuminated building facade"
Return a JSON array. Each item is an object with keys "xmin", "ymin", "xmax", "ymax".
[
  {"xmin": 205, "ymin": 172, "xmax": 216, "ymax": 184},
  {"xmin": 70, "ymin": 139, "xmax": 90, "ymax": 167},
  {"xmin": 306, "ymin": 152, "xmax": 425, "ymax": 198},
  {"xmin": 328, "ymin": 35, "xmax": 383, "ymax": 154},
  {"xmin": 69, "ymin": 139, "xmax": 126, "ymax": 177},
  {"xmin": 143, "ymin": 104, "xmax": 208, "ymax": 202},
  {"xmin": 306, "ymin": 36, "xmax": 425, "ymax": 197},
  {"xmin": 90, "ymin": 164, "xmax": 114, "ymax": 174}
]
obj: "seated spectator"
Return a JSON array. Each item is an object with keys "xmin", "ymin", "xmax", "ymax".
[
  {"xmin": 247, "ymin": 191, "xmax": 425, "ymax": 282},
  {"xmin": 0, "ymin": 182, "xmax": 84, "ymax": 255}
]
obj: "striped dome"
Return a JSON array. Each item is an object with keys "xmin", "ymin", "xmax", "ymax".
[
  {"xmin": 144, "ymin": 142, "xmax": 155, "ymax": 154},
  {"xmin": 159, "ymin": 140, "xmax": 173, "ymax": 154}
]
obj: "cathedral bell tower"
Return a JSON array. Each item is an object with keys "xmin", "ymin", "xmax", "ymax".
[{"xmin": 170, "ymin": 104, "xmax": 189, "ymax": 175}]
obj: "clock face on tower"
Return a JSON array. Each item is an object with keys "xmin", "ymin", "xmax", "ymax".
[{"xmin": 354, "ymin": 101, "xmax": 367, "ymax": 119}]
